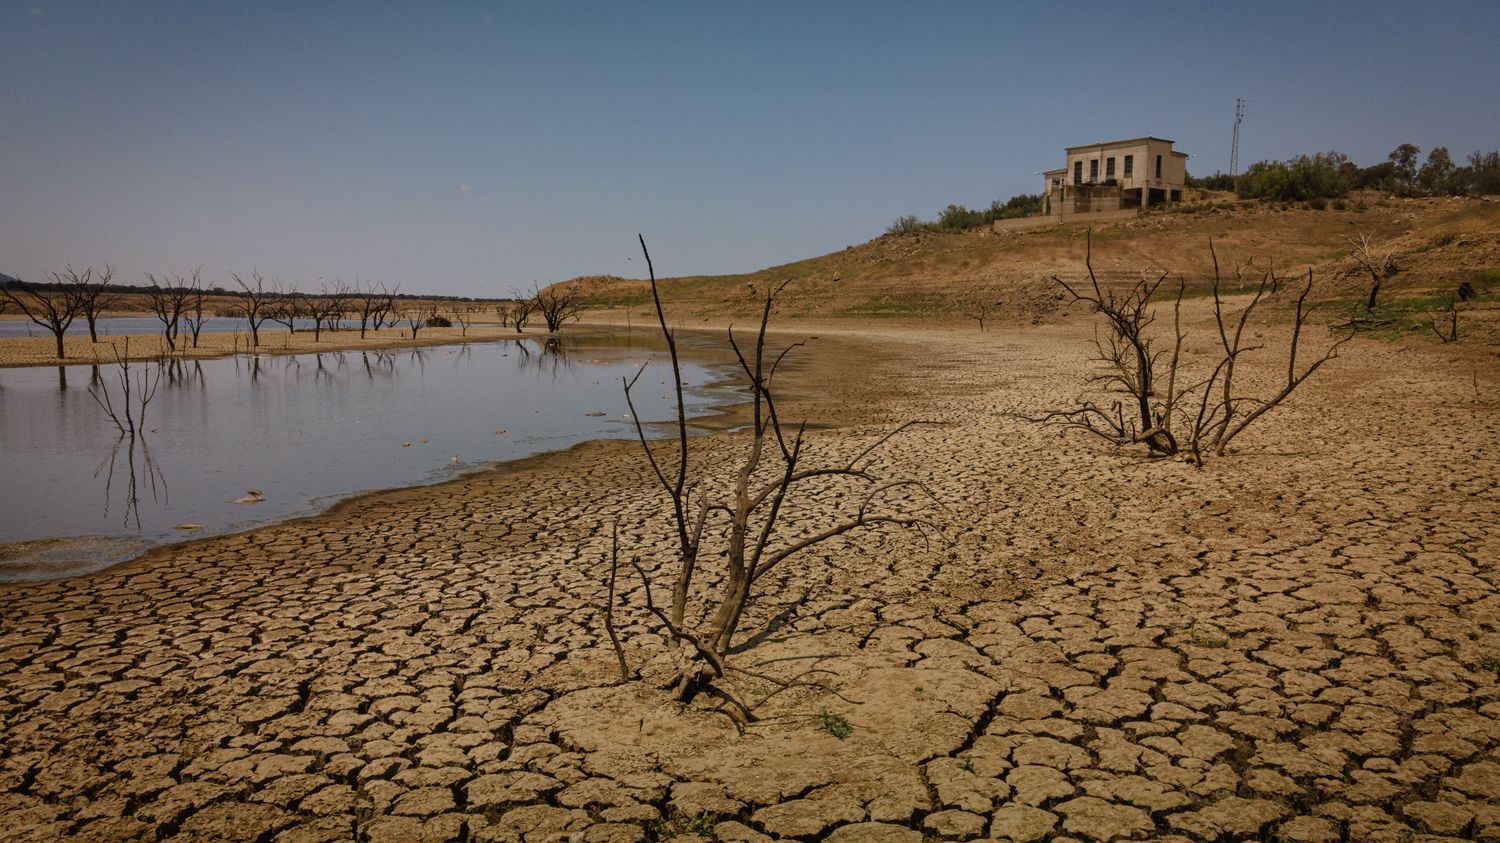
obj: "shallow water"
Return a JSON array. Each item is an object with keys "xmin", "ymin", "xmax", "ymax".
[{"xmin": 0, "ymin": 335, "xmax": 725, "ymax": 580}]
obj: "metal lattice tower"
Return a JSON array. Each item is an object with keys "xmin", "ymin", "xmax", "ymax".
[{"xmin": 1230, "ymin": 97, "xmax": 1245, "ymax": 176}]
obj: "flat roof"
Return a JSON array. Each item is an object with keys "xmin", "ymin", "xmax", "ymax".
[
  {"xmin": 1042, "ymin": 167, "xmax": 1066, "ymax": 175},
  {"xmin": 1064, "ymin": 136, "xmax": 1175, "ymax": 152}
]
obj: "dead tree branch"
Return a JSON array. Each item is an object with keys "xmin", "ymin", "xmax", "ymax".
[
  {"xmin": 607, "ymin": 236, "xmax": 941, "ymax": 711},
  {"xmin": 1026, "ymin": 234, "xmax": 1351, "ymax": 464},
  {"xmin": 1346, "ymin": 233, "xmax": 1397, "ymax": 314}
]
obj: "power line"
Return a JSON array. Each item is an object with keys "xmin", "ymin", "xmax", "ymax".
[{"xmin": 1230, "ymin": 97, "xmax": 1245, "ymax": 176}]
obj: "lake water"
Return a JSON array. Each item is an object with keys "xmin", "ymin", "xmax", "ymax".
[{"xmin": 0, "ymin": 334, "xmax": 726, "ymax": 580}]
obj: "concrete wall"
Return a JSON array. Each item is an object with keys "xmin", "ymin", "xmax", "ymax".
[
  {"xmin": 993, "ymin": 206, "xmax": 1138, "ymax": 234},
  {"xmin": 993, "ymin": 215, "xmax": 1062, "ymax": 234}
]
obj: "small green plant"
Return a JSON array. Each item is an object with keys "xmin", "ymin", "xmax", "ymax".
[
  {"xmin": 815, "ymin": 709, "xmax": 853, "ymax": 740},
  {"xmin": 650, "ymin": 811, "xmax": 721, "ymax": 836},
  {"xmin": 913, "ymin": 685, "xmax": 925, "ymax": 696},
  {"xmin": 958, "ymin": 754, "xmax": 975, "ymax": 772},
  {"xmin": 1332, "ymin": 199, "xmax": 1347, "ymax": 211}
]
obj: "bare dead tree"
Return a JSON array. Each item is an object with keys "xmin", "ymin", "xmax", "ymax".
[
  {"xmin": 605, "ymin": 235, "xmax": 940, "ymax": 711},
  {"xmin": 1033, "ymin": 236, "xmax": 1182, "ymax": 455},
  {"xmin": 531, "ymin": 283, "xmax": 581, "ymax": 332},
  {"xmin": 1426, "ymin": 293, "xmax": 1460, "ymax": 343},
  {"xmin": 89, "ymin": 338, "xmax": 166, "ymax": 529},
  {"xmin": 963, "ymin": 290, "xmax": 1003, "ymax": 331},
  {"xmin": 604, "ymin": 521, "xmax": 634, "ymax": 682},
  {"xmin": 1188, "ymin": 256, "xmax": 1351, "ymax": 462},
  {"xmin": 305, "ymin": 283, "xmax": 344, "ymax": 341},
  {"xmin": 1346, "ymin": 234, "xmax": 1397, "ymax": 314},
  {"xmin": 74, "ymin": 264, "xmax": 122, "ymax": 343},
  {"xmin": 87, "ymin": 338, "xmax": 161, "ymax": 436},
  {"xmin": 503, "ymin": 293, "xmax": 535, "ymax": 333},
  {"xmin": 0, "ymin": 272, "xmax": 86, "ymax": 359},
  {"xmin": 362, "ymin": 282, "xmax": 399, "ymax": 334},
  {"xmin": 1024, "ymin": 234, "xmax": 1351, "ymax": 465},
  {"xmin": 268, "ymin": 282, "xmax": 304, "ymax": 335},
  {"xmin": 144, "ymin": 272, "xmax": 193, "ymax": 352},
  {"xmin": 229, "ymin": 271, "xmax": 275, "ymax": 347},
  {"xmin": 450, "ymin": 307, "xmax": 472, "ymax": 336},
  {"xmin": 184, "ymin": 270, "xmax": 209, "ymax": 348},
  {"xmin": 352, "ymin": 281, "xmax": 383, "ymax": 338},
  {"xmin": 404, "ymin": 304, "xmax": 430, "ymax": 339}
]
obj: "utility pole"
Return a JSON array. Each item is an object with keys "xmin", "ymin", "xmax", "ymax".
[{"xmin": 1230, "ymin": 97, "xmax": 1245, "ymax": 176}]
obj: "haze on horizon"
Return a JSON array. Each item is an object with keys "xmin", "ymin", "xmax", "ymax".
[{"xmin": 2, "ymin": 0, "xmax": 1497, "ymax": 297}]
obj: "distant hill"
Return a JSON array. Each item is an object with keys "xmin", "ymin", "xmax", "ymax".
[{"xmin": 562, "ymin": 196, "xmax": 1500, "ymax": 323}]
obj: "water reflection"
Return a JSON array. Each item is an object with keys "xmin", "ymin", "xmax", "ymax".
[
  {"xmin": 0, "ymin": 334, "xmax": 726, "ymax": 579},
  {"xmin": 85, "ymin": 353, "xmax": 169, "ymax": 531},
  {"xmin": 96, "ymin": 432, "xmax": 167, "ymax": 530}
]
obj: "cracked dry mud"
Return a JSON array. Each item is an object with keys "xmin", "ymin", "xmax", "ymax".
[{"xmin": 2, "ymin": 314, "xmax": 1498, "ymax": 843}]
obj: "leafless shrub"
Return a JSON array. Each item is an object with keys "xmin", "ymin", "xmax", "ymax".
[
  {"xmin": 1024, "ymin": 233, "xmax": 1350, "ymax": 465},
  {"xmin": 502, "ymin": 294, "xmax": 535, "ymax": 333},
  {"xmin": 1426, "ymin": 293, "xmax": 1460, "ymax": 343},
  {"xmin": 1346, "ymin": 233, "xmax": 1397, "ymax": 314},
  {"xmin": 604, "ymin": 235, "xmax": 941, "ymax": 714},
  {"xmin": 0, "ymin": 271, "xmax": 85, "ymax": 359},
  {"xmin": 451, "ymin": 308, "xmax": 472, "ymax": 336},
  {"xmin": 531, "ymin": 283, "xmax": 581, "ymax": 332},
  {"xmin": 963, "ymin": 291, "xmax": 1003, "ymax": 332},
  {"xmin": 404, "ymin": 304, "xmax": 434, "ymax": 339}
]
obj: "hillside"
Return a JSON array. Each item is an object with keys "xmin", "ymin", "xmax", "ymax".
[{"xmin": 565, "ymin": 196, "xmax": 1500, "ymax": 330}]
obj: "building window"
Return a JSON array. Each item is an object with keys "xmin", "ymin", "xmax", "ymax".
[
  {"xmin": 1074, "ymin": 161, "xmax": 1082, "ymax": 185},
  {"xmin": 1089, "ymin": 159, "xmax": 1099, "ymax": 181},
  {"xmin": 1155, "ymin": 155, "xmax": 1162, "ymax": 178},
  {"xmin": 1123, "ymin": 155, "xmax": 1133, "ymax": 178},
  {"xmin": 1106, "ymin": 157, "xmax": 1115, "ymax": 180}
]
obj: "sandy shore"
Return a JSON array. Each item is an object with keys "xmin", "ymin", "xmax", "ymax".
[
  {"xmin": 0, "ymin": 320, "xmax": 541, "ymax": 368},
  {"xmin": 1, "ymin": 311, "xmax": 1498, "ymax": 842}
]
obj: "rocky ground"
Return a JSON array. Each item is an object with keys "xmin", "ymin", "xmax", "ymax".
[{"xmin": 1, "ymin": 308, "xmax": 1497, "ymax": 842}]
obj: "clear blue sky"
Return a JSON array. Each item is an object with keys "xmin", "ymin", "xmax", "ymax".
[{"xmin": 3, "ymin": 1, "xmax": 1497, "ymax": 295}]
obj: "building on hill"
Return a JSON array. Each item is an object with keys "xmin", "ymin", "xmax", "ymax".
[{"xmin": 1038, "ymin": 136, "xmax": 1188, "ymax": 220}]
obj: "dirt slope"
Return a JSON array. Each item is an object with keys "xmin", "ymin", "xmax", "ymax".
[{"xmin": 566, "ymin": 196, "xmax": 1500, "ymax": 329}]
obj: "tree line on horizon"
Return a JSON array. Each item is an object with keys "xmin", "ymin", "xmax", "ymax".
[
  {"xmin": 889, "ymin": 141, "xmax": 1500, "ymax": 235},
  {"xmin": 1190, "ymin": 144, "xmax": 1500, "ymax": 202},
  {"xmin": 1, "ymin": 268, "xmax": 583, "ymax": 359}
]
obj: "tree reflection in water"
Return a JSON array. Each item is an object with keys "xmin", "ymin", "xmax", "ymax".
[
  {"xmin": 87, "ymin": 344, "xmax": 168, "ymax": 530},
  {"xmin": 95, "ymin": 430, "xmax": 166, "ymax": 530}
]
